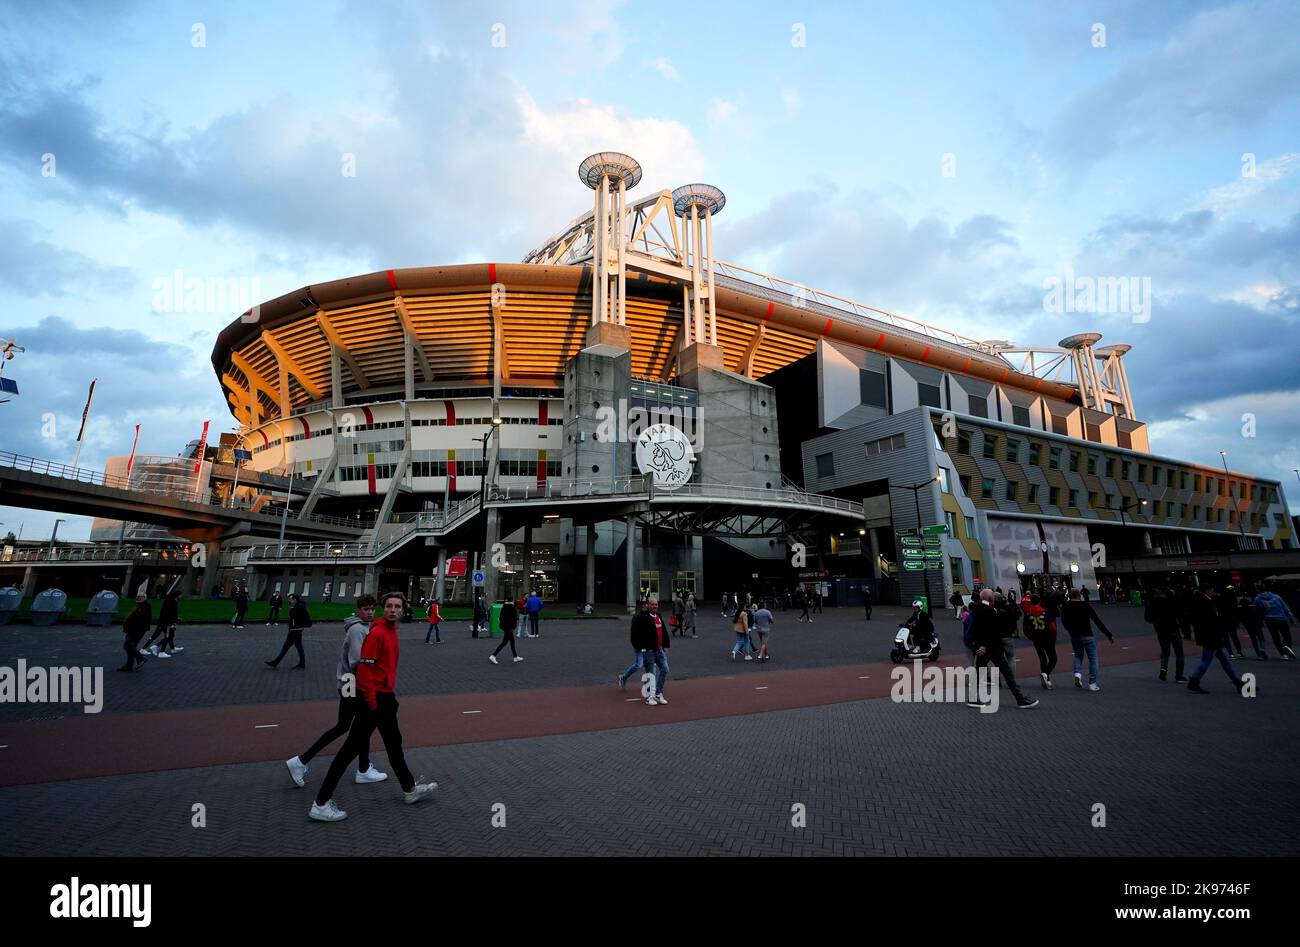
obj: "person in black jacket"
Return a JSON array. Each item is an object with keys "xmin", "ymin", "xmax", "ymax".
[
  {"xmin": 628, "ymin": 593, "xmax": 671, "ymax": 705},
  {"xmin": 266, "ymin": 590, "xmax": 284, "ymax": 626},
  {"xmin": 266, "ymin": 593, "xmax": 309, "ymax": 669},
  {"xmin": 489, "ymin": 599, "xmax": 521, "ymax": 663},
  {"xmin": 1187, "ymin": 585, "xmax": 1246, "ymax": 694},
  {"xmin": 141, "ymin": 589, "xmax": 182, "ymax": 658},
  {"xmin": 231, "ymin": 583, "xmax": 249, "ymax": 629},
  {"xmin": 1238, "ymin": 586, "xmax": 1268, "ymax": 660},
  {"xmin": 1061, "ymin": 588, "xmax": 1113, "ymax": 691},
  {"xmin": 1174, "ymin": 585, "xmax": 1195, "ymax": 641},
  {"xmin": 1143, "ymin": 585, "xmax": 1186, "ymax": 682},
  {"xmin": 967, "ymin": 590, "xmax": 1038, "ymax": 709},
  {"xmin": 118, "ymin": 593, "xmax": 152, "ymax": 671}
]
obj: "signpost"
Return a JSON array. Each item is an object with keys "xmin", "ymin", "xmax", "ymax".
[{"xmin": 898, "ymin": 523, "xmax": 949, "ymax": 609}]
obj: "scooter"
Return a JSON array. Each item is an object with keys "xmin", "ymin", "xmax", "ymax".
[{"xmin": 891, "ymin": 625, "xmax": 941, "ymax": 663}]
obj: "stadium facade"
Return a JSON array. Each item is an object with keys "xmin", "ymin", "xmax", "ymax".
[{"xmin": 197, "ymin": 153, "xmax": 1292, "ymax": 607}]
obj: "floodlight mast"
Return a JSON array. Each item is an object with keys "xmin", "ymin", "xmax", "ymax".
[{"xmin": 578, "ymin": 152, "xmax": 642, "ymax": 328}]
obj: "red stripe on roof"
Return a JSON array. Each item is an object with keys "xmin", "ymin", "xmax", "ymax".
[
  {"xmin": 1001, "ymin": 368, "xmax": 1010, "ymax": 381},
  {"xmin": 386, "ymin": 269, "xmax": 397, "ymax": 290},
  {"xmin": 444, "ymin": 400, "xmax": 456, "ymax": 425},
  {"xmin": 920, "ymin": 346, "xmax": 932, "ymax": 362},
  {"xmin": 764, "ymin": 302, "xmax": 774, "ymax": 321},
  {"xmin": 488, "ymin": 263, "xmax": 497, "ymax": 283},
  {"xmin": 874, "ymin": 333, "xmax": 885, "ymax": 349},
  {"xmin": 961, "ymin": 357, "xmax": 973, "ymax": 373},
  {"xmin": 822, "ymin": 318, "xmax": 834, "ymax": 335}
]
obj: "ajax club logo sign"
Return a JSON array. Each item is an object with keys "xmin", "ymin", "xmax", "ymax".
[{"xmin": 635, "ymin": 424, "xmax": 695, "ymax": 490}]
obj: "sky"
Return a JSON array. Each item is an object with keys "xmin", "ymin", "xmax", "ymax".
[{"xmin": 1, "ymin": 0, "xmax": 1298, "ymax": 541}]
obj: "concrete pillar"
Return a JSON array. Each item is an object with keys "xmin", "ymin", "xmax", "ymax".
[
  {"xmin": 521, "ymin": 525, "xmax": 533, "ymax": 594},
  {"xmin": 868, "ymin": 528, "xmax": 882, "ymax": 578},
  {"xmin": 585, "ymin": 523, "xmax": 597, "ymax": 605},
  {"xmin": 434, "ymin": 546, "xmax": 448, "ymax": 601},
  {"xmin": 363, "ymin": 564, "xmax": 377, "ymax": 595},
  {"xmin": 331, "ymin": 351, "xmax": 344, "ymax": 408},
  {"xmin": 120, "ymin": 563, "xmax": 135, "ymax": 598},
  {"xmin": 21, "ymin": 566, "xmax": 37, "ymax": 598},
  {"xmin": 625, "ymin": 514, "xmax": 637, "ymax": 614},
  {"xmin": 483, "ymin": 506, "xmax": 501, "ymax": 603},
  {"xmin": 200, "ymin": 541, "xmax": 220, "ymax": 600}
]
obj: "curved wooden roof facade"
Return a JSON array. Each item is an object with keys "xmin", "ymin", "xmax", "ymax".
[{"xmin": 211, "ymin": 263, "xmax": 1081, "ymax": 426}]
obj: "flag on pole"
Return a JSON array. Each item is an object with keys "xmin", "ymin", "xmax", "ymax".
[
  {"xmin": 76, "ymin": 379, "xmax": 97, "ymax": 442},
  {"xmin": 125, "ymin": 424, "xmax": 141, "ymax": 478},
  {"xmin": 193, "ymin": 420, "xmax": 210, "ymax": 473}
]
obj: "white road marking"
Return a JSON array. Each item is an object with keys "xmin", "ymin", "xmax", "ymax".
[
  {"xmin": 254, "ymin": 724, "xmax": 278, "ymax": 729},
  {"xmin": 624, "ymin": 698, "xmax": 643, "ymax": 702},
  {"xmin": 858, "ymin": 676, "xmax": 870, "ymax": 680},
  {"xmin": 755, "ymin": 686, "xmax": 768, "ymax": 690},
  {"xmin": 462, "ymin": 710, "xmax": 482, "ymax": 715}
]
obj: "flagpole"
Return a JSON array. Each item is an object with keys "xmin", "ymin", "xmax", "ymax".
[{"xmin": 71, "ymin": 378, "xmax": 97, "ymax": 472}]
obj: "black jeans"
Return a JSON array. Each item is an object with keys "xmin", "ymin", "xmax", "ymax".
[
  {"xmin": 143, "ymin": 622, "xmax": 176, "ymax": 651},
  {"xmin": 1029, "ymin": 634, "xmax": 1057, "ymax": 675},
  {"xmin": 1154, "ymin": 622, "xmax": 1185, "ymax": 676},
  {"xmin": 976, "ymin": 645, "xmax": 1029, "ymax": 703},
  {"xmin": 864, "ymin": 602, "xmax": 873, "ymax": 620},
  {"xmin": 267, "ymin": 606, "xmax": 281, "ymax": 624},
  {"xmin": 315, "ymin": 693, "xmax": 414, "ymax": 804},
  {"xmin": 270, "ymin": 628, "xmax": 305, "ymax": 667},
  {"xmin": 301, "ymin": 694, "xmax": 369, "ymax": 771},
  {"xmin": 1264, "ymin": 619, "xmax": 1293, "ymax": 652},
  {"xmin": 122, "ymin": 638, "xmax": 144, "ymax": 669},
  {"xmin": 492, "ymin": 627, "xmax": 518, "ymax": 658}
]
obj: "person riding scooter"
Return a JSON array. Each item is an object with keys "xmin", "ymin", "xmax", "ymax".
[{"xmin": 906, "ymin": 600, "xmax": 935, "ymax": 651}]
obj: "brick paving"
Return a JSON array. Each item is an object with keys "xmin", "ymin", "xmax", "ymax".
[{"xmin": 0, "ymin": 607, "xmax": 1296, "ymax": 856}]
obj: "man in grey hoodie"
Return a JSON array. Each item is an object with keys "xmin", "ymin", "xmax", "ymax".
[{"xmin": 284, "ymin": 594, "xmax": 388, "ymax": 787}]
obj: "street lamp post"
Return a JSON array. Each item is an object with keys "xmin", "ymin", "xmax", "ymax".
[
  {"xmin": 889, "ymin": 475, "xmax": 941, "ymax": 613},
  {"xmin": 47, "ymin": 518, "xmax": 66, "ymax": 561},
  {"xmin": 1220, "ymin": 451, "xmax": 1245, "ymax": 538}
]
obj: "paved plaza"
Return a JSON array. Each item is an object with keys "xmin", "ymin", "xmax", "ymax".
[{"xmin": 1, "ymin": 605, "xmax": 1297, "ymax": 856}]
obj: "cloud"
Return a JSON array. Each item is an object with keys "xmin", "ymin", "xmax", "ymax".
[
  {"xmin": 642, "ymin": 56, "xmax": 679, "ymax": 81},
  {"xmin": 1044, "ymin": 1, "xmax": 1300, "ymax": 169},
  {"xmin": 0, "ymin": 217, "xmax": 133, "ymax": 295},
  {"xmin": 1193, "ymin": 152, "xmax": 1300, "ymax": 214},
  {"xmin": 708, "ymin": 98, "xmax": 738, "ymax": 122}
]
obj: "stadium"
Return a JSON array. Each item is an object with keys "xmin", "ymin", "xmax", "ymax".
[{"xmin": 200, "ymin": 152, "xmax": 1293, "ymax": 609}]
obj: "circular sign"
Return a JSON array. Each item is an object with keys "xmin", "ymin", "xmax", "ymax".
[
  {"xmin": 635, "ymin": 423, "xmax": 695, "ymax": 490},
  {"xmin": 472, "ymin": 570, "xmax": 485, "ymax": 585}
]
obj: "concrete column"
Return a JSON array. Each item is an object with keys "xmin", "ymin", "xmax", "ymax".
[
  {"xmin": 200, "ymin": 541, "xmax": 220, "ymax": 600},
  {"xmin": 585, "ymin": 523, "xmax": 597, "ymax": 605},
  {"xmin": 20, "ymin": 566, "xmax": 36, "ymax": 598},
  {"xmin": 330, "ymin": 350, "xmax": 344, "ymax": 408},
  {"xmin": 404, "ymin": 339, "xmax": 415, "ymax": 401},
  {"xmin": 625, "ymin": 514, "xmax": 637, "ymax": 614},
  {"xmin": 434, "ymin": 546, "xmax": 448, "ymax": 601},
  {"xmin": 363, "ymin": 564, "xmax": 377, "ymax": 595},
  {"xmin": 521, "ymin": 525, "xmax": 533, "ymax": 594},
  {"xmin": 120, "ymin": 563, "xmax": 135, "ymax": 598},
  {"xmin": 868, "ymin": 528, "xmax": 882, "ymax": 578},
  {"xmin": 483, "ymin": 506, "xmax": 501, "ymax": 603}
]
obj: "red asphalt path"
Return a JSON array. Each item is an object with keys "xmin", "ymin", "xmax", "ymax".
[{"xmin": 0, "ymin": 637, "xmax": 1166, "ymax": 787}]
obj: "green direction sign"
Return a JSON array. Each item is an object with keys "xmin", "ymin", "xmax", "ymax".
[
  {"xmin": 922, "ymin": 525, "xmax": 948, "ymax": 535},
  {"xmin": 924, "ymin": 550, "xmax": 943, "ymax": 560},
  {"xmin": 925, "ymin": 561, "xmax": 944, "ymax": 570},
  {"xmin": 901, "ymin": 539, "xmax": 923, "ymax": 549},
  {"xmin": 895, "ymin": 528, "xmax": 919, "ymax": 538},
  {"xmin": 903, "ymin": 551, "xmax": 924, "ymax": 561},
  {"xmin": 903, "ymin": 561, "xmax": 926, "ymax": 571},
  {"xmin": 923, "ymin": 536, "xmax": 943, "ymax": 548}
]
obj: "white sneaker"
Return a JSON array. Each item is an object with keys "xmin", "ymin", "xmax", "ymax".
[
  {"xmin": 655, "ymin": 694, "xmax": 668, "ymax": 705},
  {"xmin": 355, "ymin": 766, "xmax": 388, "ymax": 784},
  {"xmin": 137, "ymin": 648, "xmax": 148, "ymax": 657},
  {"xmin": 1039, "ymin": 672, "xmax": 1049, "ymax": 689},
  {"xmin": 285, "ymin": 756, "xmax": 308, "ymax": 787},
  {"xmin": 744, "ymin": 654, "xmax": 753, "ymax": 661},
  {"xmin": 1088, "ymin": 683, "xmax": 1100, "ymax": 692},
  {"xmin": 156, "ymin": 650, "xmax": 172, "ymax": 659},
  {"xmin": 645, "ymin": 696, "xmax": 657, "ymax": 705},
  {"xmin": 488, "ymin": 654, "xmax": 498, "ymax": 664},
  {"xmin": 170, "ymin": 646, "xmax": 185, "ymax": 653},
  {"xmin": 403, "ymin": 781, "xmax": 438, "ymax": 805},
  {"xmin": 309, "ymin": 800, "xmax": 347, "ymax": 822},
  {"xmin": 513, "ymin": 656, "xmax": 524, "ymax": 662},
  {"xmin": 149, "ymin": 645, "xmax": 159, "ymax": 656}
]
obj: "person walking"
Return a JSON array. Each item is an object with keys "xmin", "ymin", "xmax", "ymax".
[
  {"xmin": 730, "ymin": 602, "xmax": 754, "ymax": 661},
  {"xmin": 863, "ymin": 585, "xmax": 873, "ymax": 621},
  {"xmin": 1060, "ymin": 588, "xmax": 1114, "ymax": 691},
  {"xmin": 1021, "ymin": 593, "xmax": 1058, "ymax": 689},
  {"xmin": 472, "ymin": 591, "xmax": 487, "ymax": 638},
  {"xmin": 671, "ymin": 591, "xmax": 686, "ymax": 638},
  {"xmin": 618, "ymin": 597, "xmax": 652, "ymax": 690},
  {"xmin": 266, "ymin": 593, "xmax": 310, "ymax": 669},
  {"xmin": 813, "ymin": 588, "xmax": 823, "ymax": 614},
  {"xmin": 752, "ymin": 600, "xmax": 775, "ymax": 661},
  {"xmin": 1252, "ymin": 584, "xmax": 1296, "ymax": 659},
  {"xmin": 525, "ymin": 590, "xmax": 543, "ymax": 638},
  {"xmin": 424, "ymin": 597, "xmax": 442, "ymax": 644},
  {"xmin": 1144, "ymin": 585, "xmax": 1187, "ymax": 682},
  {"xmin": 488, "ymin": 598, "xmax": 523, "ymax": 664},
  {"xmin": 142, "ymin": 589, "xmax": 182, "ymax": 658},
  {"xmin": 266, "ymin": 590, "xmax": 283, "ymax": 626},
  {"xmin": 118, "ymin": 592, "xmax": 152, "ymax": 672},
  {"xmin": 949, "ymin": 590, "xmax": 964, "ymax": 620},
  {"xmin": 1174, "ymin": 584, "xmax": 1195, "ymax": 641},
  {"xmin": 630, "ymin": 593, "xmax": 670, "ymax": 705},
  {"xmin": 683, "ymin": 591, "xmax": 698, "ymax": 638},
  {"xmin": 231, "ymin": 584, "xmax": 249, "ymax": 629},
  {"xmin": 796, "ymin": 588, "xmax": 812, "ymax": 623},
  {"xmin": 1186, "ymin": 585, "xmax": 1247, "ymax": 695},
  {"xmin": 1238, "ymin": 586, "xmax": 1268, "ymax": 660},
  {"xmin": 286, "ymin": 594, "xmax": 387, "ymax": 788},
  {"xmin": 967, "ymin": 589, "xmax": 1038, "ymax": 709},
  {"xmin": 308, "ymin": 592, "xmax": 438, "ymax": 822}
]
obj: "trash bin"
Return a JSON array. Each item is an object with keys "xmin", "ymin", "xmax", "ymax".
[
  {"xmin": 488, "ymin": 603, "xmax": 502, "ymax": 638},
  {"xmin": 30, "ymin": 588, "xmax": 68, "ymax": 627},
  {"xmin": 86, "ymin": 590, "xmax": 121, "ymax": 627},
  {"xmin": 0, "ymin": 587, "xmax": 21, "ymax": 625}
]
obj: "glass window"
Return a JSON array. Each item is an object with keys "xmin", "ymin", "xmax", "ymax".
[
  {"xmin": 1028, "ymin": 484, "xmax": 1040, "ymax": 504},
  {"xmin": 1049, "ymin": 486, "xmax": 1061, "ymax": 506},
  {"xmin": 983, "ymin": 435, "xmax": 998, "ymax": 459},
  {"xmin": 1005, "ymin": 482, "xmax": 1017, "ymax": 501},
  {"xmin": 982, "ymin": 477, "xmax": 996, "ymax": 497},
  {"xmin": 337, "ymin": 581, "xmax": 348, "ymax": 599},
  {"xmin": 859, "ymin": 370, "xmax": 887, "ymax": 408},
  {"xmin": 1087, "ymin": 455, "xmax": 1097, "ymax": 475},
  {"xmin": 1069, "ymin": 451, "xmax": 1080, "ymax": 473},
  {"xmin": 1006, "ymin": 440, "xmax": 1020, "ymax": 463},
  {"xmin": 1012, "ymin": 404, "xmax": 1031, "ymax": 427},
  {"xmin": 1049, "ymin": 447, "xmax": 1061, "ymax": 470},
  {"xmin": 1069, "ymin": 489, "xmax": 1079, "ymax": 508},
  {"xmin": 964, "ymin": 516, "xmax": 976, "ymax": 538},
  {"xmin": 1122, "ymin": 460, "xmax": 1132, "ymax": 480},
  {"xmin": 1105, "ymin": 458, "xmax": 1116, "ymax": 478},
  {"xmin": 1138, "ymin": 463, "xmax": 1148, "ymax": 482},
  {"xmin": 815, "ymin": 453, "xmax": 835, "ymax": 478},
  {"xmin": 971, "ymin": 560, "xmax": 983, "ymax": 584},
  {"xmin": 959, "ymin": 474, "xmax": 972, "ymax": 495},
  {"xmin": 675, "ymin": 571, "xmax": 697, "ymax": 594},
  {"xmin": 301, "ymin": 582, "xmax": 311, "ymax": 598},
  {"xmin": 957, "ymin": 430, "xmax": 971, "ymax": 454},
  {"xmin": 937, "ymin": 467, "xmax": 951, "ymax": 493},
  {"xmin": 1029, "ymin": 443, "xmax": 1041, "ymax": 465},
  {"xmin": 918, "ymin": 383, "xmax": 941, "ymax": 409},
  {"xmin": 945, "ymin": 511, "xmax": 957, "ymax": 535},
  {"xmin": 638, "ymin": 571, "xmax": 660, "ymax": 596},
  {"xmin": 967, "ymin": 397, "xmax": 987, "ymax": 419},
  {"xmin": 949, "ymin": 557, "xmax": 965, "ymax": 585}
]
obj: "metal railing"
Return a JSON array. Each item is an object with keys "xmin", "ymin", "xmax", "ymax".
[{"xmin": 1, "ymin": 545, "xmax": 191, "ymax": 564}]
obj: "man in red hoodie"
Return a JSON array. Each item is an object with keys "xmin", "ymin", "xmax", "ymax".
[{"xmin": 310, "ymin": 591, "xmax": 437, "ymax": 822}]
